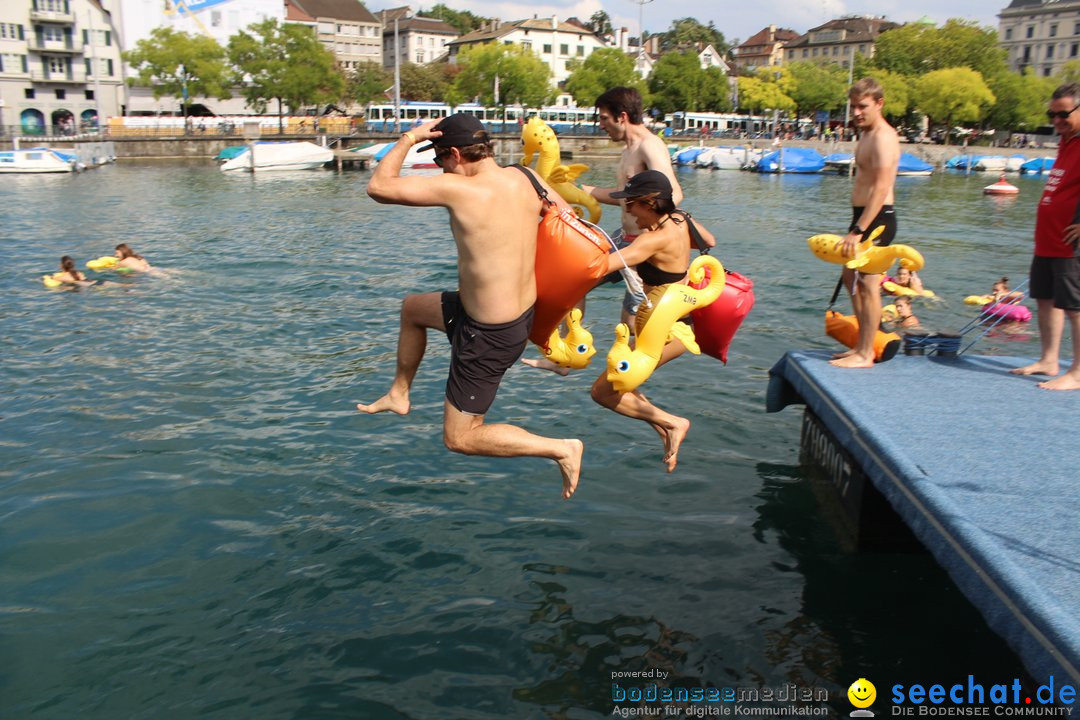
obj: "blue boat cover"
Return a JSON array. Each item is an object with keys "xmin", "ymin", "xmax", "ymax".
[
  {"xmin": 897, "ymin": 152, "xmax": 933, "ymax": 173},
  {"xmin": 1021, "ymin": 157, "xmax": 1055, "ymax": 175},
  {"xmin": 767, "ymin": 350, "xmax": 1080, "ymax": 687},
  {"xmin": 755, "ymin": 147, "xmax": 825, "ymax": 173},
  {"xmin": 676, "ymin": 147, "xmax": 706, "ymax": 165}
]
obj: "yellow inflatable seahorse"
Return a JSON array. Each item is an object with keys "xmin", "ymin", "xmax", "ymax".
[
  {"xmin": 882, "ymin": 280, "xmax": 935, "ymax": 298},
  {"xmin": 86, "ymin": 256, "xmax": 118, "ymax": 270},
  {"xmin": 606, "ymin": 255, "xmax": 726, "ymax": 393},
  {"xmin": 541, "ymin": 308, "xmax": 596, "ymax": 369},
  {"xmin": 521, "ymin": 116, "xmax": 602, "ymax": 223},
  {"xmin": 806, "ymin": 225, "xmax": 925, "ymax": 275}
]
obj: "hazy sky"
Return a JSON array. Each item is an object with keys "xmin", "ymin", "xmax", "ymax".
[{"xmin": 370, "ymin": 0, "xmax": 1001, "ymax": 44}]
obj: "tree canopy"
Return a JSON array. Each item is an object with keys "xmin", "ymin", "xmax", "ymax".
[
  {"xmin": 123, "ymin": 27, "xmax": 232, "ymax": 108},
  {"xmin": 448, "ymin": 42, "xmax": 553, "ymax": 109},
  {"xmin": 227, "ymin": 19, "xmax": 343, "ymax": 123},
  {"xmin": 913, "ymin": 67, "xmax": 996, "ymax": 127},
  {"xmin": 585, "ymin": 11, "xmax": 614, "ymax": 39},
  {"xmin": 656, "ymin": 17, "xmax": 729, "ymax": 56},
  {"xmin": 735, "ymin": 75, "xmax": 795, "ymax": 113},
  {"xmin": 872, "ymin": 19, "xmax": 1007, "ymax": 80},
  {"xmin": 421, "ymin": 4, "xmax": 488, "ymax": 35},
  {"xmin": 564, "ymin": 48, "xmax": 647, "ymax": 107},
  {"xmin": 349, "ymin": 62, "xmax": 392, "ymax": 106},
  {"xmin": 648, "ymin": 51, "xmax": 732, "ymax": 114}
]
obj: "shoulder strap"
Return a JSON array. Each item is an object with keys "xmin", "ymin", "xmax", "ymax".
[
  {"xmin": 673, "ymin": 209, "xmax": 710, "ymax": 254},
  {"xmin": 511, "ymin": 164, "xmax": 552, "ymax": 205}
]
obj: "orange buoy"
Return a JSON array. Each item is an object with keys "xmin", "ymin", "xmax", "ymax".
[
  {"xmin": 825, "ymin": 310, "xmax": 901, "ymax": 362},
  {"xmin": 983, "ymin": 174, "xmax": 1019, "ymax": 195}
]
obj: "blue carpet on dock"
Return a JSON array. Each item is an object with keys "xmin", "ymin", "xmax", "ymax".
[{"xmin": 767, "ymin": 351, "xmax": 1080, "ymax": 687}]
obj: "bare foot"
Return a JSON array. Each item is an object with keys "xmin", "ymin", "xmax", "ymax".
[
  {"xmin": 520, "ymin": 357, "xmax": 571, "ymax": 376},
  {"xmin": 1038, "ymin": 373, "xmax": 1080, "ymax": 390},
  {"xmin": 1010, "ymin": 360, "xmax": 1059, "ymax": 376},
  {"xmin": 556, "ymin": 439, "xmax": 584, "ymax": 499},
  {"xmin": 832, "ymin": 348, "xmax": 856, "ymax": 359},
  {"xmin": 829, "ymin": 352, "xmax": 875, "ymax": 368},
  {"xmin": 661, "ymin": 417, "xmax": 691, "ymax": 473},
  {"xmin": 356, "ymin": 392, "xmax": 410, "ymax": 415}
]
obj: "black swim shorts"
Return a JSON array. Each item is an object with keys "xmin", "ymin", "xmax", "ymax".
[
  {"xmin": 850, "ymin": 205, "xmax": 897, "ymax": 247},
  {"xmin": 1029, "ymin": 255, "xmax": 1080, "ymax": 311},
  {"xmin": 441, "ymin": 291, "xmax": 534, "ymax": 415}
]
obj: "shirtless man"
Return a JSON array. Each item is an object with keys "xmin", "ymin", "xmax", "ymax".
[
  {"xmin": 831, "ymin": 77, "xmax": 900, "ymax": 369},
  {"xmin": 358, "ymin": 113, "xmax": 584, "ymax": 498}
]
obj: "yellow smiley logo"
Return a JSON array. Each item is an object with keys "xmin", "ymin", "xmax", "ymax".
[{"xmin": 848, "ymin": 678, "xmax": 876, "ymax": 708}]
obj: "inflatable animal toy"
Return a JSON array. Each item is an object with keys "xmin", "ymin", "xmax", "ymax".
[
  {"xmin": 521, "ymin": 116, "xmax": 602, "ymax": 223},
  {"xmin": 807, "ymin": 226, "xmax": 926, "ymax": 275},
  {"xmin": 882, "ymin": 279, "xmax": 935, "ymax": 298},
  {"xmin": 540, "ymin": 308, "xmax": 596, "ymax": 369},
  {"xmin": 606, "ymin": 255, "xmax": 726, "ymax": 393},
  {"xmin": 86, "ymin": 256, "xmax": 118, "ymax": 270}
]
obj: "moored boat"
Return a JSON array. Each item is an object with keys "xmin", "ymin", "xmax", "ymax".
[
  {"xmin": 220, "ymin": 141, "xmax": 334, "ymax": 172},
  {"xmin": 0, "ymin": 148, "xmax": 77, "ymax": 174}
]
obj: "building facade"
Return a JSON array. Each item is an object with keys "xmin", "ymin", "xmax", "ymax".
[
  {"xmin": 378, "ymin": 7, "xmax": 458, "ymax": 68},
  {"xmin": 999, "ymin": 0, "xmax": 1080, "ymax": 77},
  {"xmin": 732, "ymin": 24, "xmax": 800, "ymax": 70},
  {"xmin": 1, "ymin": 0, "xmax": 125, "ymax": 134},
  {"xmin": 782, "ymin": 16, "xmax": 899, "ymax": 68},
  {"xmin": 446, "ymin": 17, "xmax": 606, "ymax": 85},
  {"xmin": 289, "ymin": 0, "xmax": 381, "ymax": 72}
]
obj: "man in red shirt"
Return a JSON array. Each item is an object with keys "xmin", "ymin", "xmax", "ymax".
[{"xmin": 1012, "ymin": 83, "xmax": 1080, "ymax": 389}]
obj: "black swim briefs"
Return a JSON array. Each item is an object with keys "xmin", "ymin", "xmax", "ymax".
[
  {"xmin": 442, "ymin": 291, "xmax": 534, "ymax": 415},
  {"xmin": 850, "ymin": 205, "xmax": 897, "ymax": 247}
]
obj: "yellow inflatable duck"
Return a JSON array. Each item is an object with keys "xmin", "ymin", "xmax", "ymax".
[
  {"xmin": 806, "ymin": 225, "xmax": 925, "ymax": 275},
  {"xmin": 540, "ymin": 308, "xmax": 596, "ymax": 369},
  {"xmin": 521, "ymin": 116, "xmax": 602, "ymax": 223},
  {"xmin": 606, "ymin": 255, "xmax": 726, "ymax": 393}
]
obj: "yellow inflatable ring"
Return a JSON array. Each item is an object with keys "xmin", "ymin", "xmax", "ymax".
[
  {"xmin": 86, "ymin": 256, "xmax": 118, "ymax": 270},
  {"xmin": 42, "ymin": 273, "xmax": 63, "ymax": 288},
  {"xmin": 606, "ymin": 255, "xmax": 726, "ymax": 393},
  {"xmin": 542, "ymin": 308, "xmax": 596, "ymax": 369},
  {"xmin": 965, "ymin": 294, "xmax": 994, "ymax": 306}
]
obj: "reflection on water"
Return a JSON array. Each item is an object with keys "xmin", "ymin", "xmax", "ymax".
[{"xmin": 0, "ymin": 162, "xmax": 1037, "ymax": 718}]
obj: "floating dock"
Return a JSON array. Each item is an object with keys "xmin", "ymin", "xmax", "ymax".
[{"xmin": 767, "ymin": 350, "xmax": 1080, "ymax": 688}]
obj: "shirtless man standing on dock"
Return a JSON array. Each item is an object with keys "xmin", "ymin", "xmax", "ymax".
[
  {"xmin": 831, "ymin": 77, "xmax": 901, "ymax": 369},
  {"xmin": 359, "ymin": 114, "xmax": 584, "ymax": 498}
]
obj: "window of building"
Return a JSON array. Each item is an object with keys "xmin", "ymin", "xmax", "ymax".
[
  {"xmin": 1005, "ymin": 28, "xmax": 1013, "ymax": 40},
  {"xmin": 1045, "ymin": 67, "xmax": 1052, "ymax": 76},
  {"xmin": 504, "ymin": 39, "xmax": 512, "ymax": 45},
  {"xmin": 832, "ymin": 46, "xmax": 839, "ymax": 55},
  {"xmin": 858, "ymin": 43, "xmax": 866, "ymax": 53},
  {"xmin": 36, "ymin": 0, "xmax": 69, "ymax": 12},
  {"xmin": 1075, "ymin": 22, "xmax": 1080, "ymax": 34},
  {"xmin": 55, "ymin": 88, "xmax": 65, "ymax": 99},
  {"xmin": 84, "ymin": 57, "xmax": 91, "ymax": 74},
  {"xmin": 812, "ymin": 47, "xmax": 818, "ymax": 56},
  {"xmin": 1051, "ymin": 24, "xmax": 1058, "ymax": 37},
  {"xmin": 521, "ymin": 39, "xmax": 532, "ymax": 51},
  {"xmin": 1024, "ymin": 45, "xmax": 1032, "ymax": 61},
  {"xmin": 802, "ymin": 48, "xmax": 808, "ymax": 57},
  {"xmin": 543, "ymin": 43, "xmax": 552, "ymax": 53},
  {"xmin": 560, "ymin": 43, "xmax": 568, "ymax": 55},
  {"xmin": 25, "ymin": 88, "xmax": 35, "ymax": 99},
  {"xmin": 211, "ymin": 10, "xmax": 221, "ymax": 27},
  {"xmin": 1027, "ymin": 26, "xmax": 1034, "ymax": 38},
  {"xmin": 106, "ymin": 58, "xmax": 113, "ymax": 76},
  {"xmin": 577, "ymin": 45, "xmax": 584, "ymax": 56},
  {"xmin": 85, "ymin": 89, "xmax": 93, "ymax": 99},
  {"xmin": 47, "ymin": 56, "xmax": 67, "ymax": 75},
  {"xmin": 1048, "ymin": 44, "xmax": 1055, "ymax": 59},
  {"xmin": 1072, "ymin": 43, "xmax": 1078, "ymax": 56},
  {"xmin": 416, "ymin": 51, "xmax": 424, "ymax": 62},
  {"xmin": 41, "ymin": 25, "xmax": 65, "ymax": 42},
  {"xmin": 844, "ymin": 45, "xmax": 850, "ymax": 54},
  {"xmin": 1, "ymin": 23, "xmax": 26, "ymax": 40},
  {"xmin": 1, "ymin": 53, "xmax": 28, "ymax": 73}
]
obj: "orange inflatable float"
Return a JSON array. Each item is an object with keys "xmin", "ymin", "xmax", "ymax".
[
  {"xmin": 689, "ymin": 268, "xmax": 754, "ymax": 363},
  {"xmin": 825, "ymin": 310, "xmax": 901, "ymax": 362}
]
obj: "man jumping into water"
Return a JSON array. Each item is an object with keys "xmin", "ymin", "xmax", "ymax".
[
  {"xmin": 832, "ymin": 76, "xmax": 900, "ymax": 369},
  {"xmin": 359, "ymin": 113, "xmax": 584, "ymax": 499}
]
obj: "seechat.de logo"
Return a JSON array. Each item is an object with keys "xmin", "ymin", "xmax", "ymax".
[{"xmin": 848, "ymin": 678, "xmax": 877, "ymax": 718}]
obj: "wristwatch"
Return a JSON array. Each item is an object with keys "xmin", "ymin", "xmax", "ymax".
[{"xmin": 851, "ymin": 224, "xmax": 865, "ymax": 235}]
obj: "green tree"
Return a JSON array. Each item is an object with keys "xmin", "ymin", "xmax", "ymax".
[
  {"xmin": 449, "ymin": 42, "xmax": 553, "ymax": 110},
  {"xmin": 658, "ymin": 17, "xmax": 729, "ymax": 55},
  {"xmin": 649, "ymin": 51, "xmax": 731, "ymax": 113},
  {"xmin": 913, "ymin": 67, "xmax": 996, "ymax": 132},
  {"xmin": 872, "ymin": 19, "xmax": 1007, "ymax": 79},
  {"xmin": 868, "ymin": 69, "xmax": 913, "ymax": 118},
  {"xmin": 422, "ymin": 4, "xmax": 487, "ymax": 35},
  {"xmin": 735, "ymin": 75, "xmax": 795, "ymax": 113},
  {"xmin": 1055, "ymin": 59, "xmax": 1080, "ymax": 86},
  {"xmin": 586, "ymin": 10, "xmax": 614, "ymax": 38},
  {"xmin": 783, "ymin": 61, "xmax": 847, "ymax": 119},
  {"xmin": 349, "ymin": 62, "xmax": 392, "ymax": 106},
  {"xmin": 564, "ymin": 48, "xmax": 647, "ymax": 107},
  {"xmin": 400, "ymin": 62, "xmax": 451, "ymax": 101},
  {"xmin": 986, "ymin": 69, "xmax": 1056, "ymax": 130},
  {"xmin": 228, "ymin": 19, "xmax": 343, "ymax": 130},
  {"xmin": 123, "ymin": 27, "xmax": 232, "ymax": 114}
]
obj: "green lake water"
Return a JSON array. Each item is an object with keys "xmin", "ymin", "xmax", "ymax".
[{"xmin": 0, "ymin": 160, "xmax": 1049, "ymax": 718}]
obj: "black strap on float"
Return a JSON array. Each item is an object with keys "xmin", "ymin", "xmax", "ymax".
[
  {"xmin": 672, "ymin": 209, "xmax": 710, "ymax": 255},
  {"xmin": 510, "ymin": 163, "xmax": 553, "ymax": 206}
]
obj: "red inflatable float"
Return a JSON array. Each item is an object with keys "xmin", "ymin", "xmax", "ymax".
[{"xmin": 690, "ymin": 267, "xmax": 754, "ymax": 363}]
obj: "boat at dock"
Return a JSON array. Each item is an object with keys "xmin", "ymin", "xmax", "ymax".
[
  {"xmin": 0, "ymin": 148, "xmax": 78, "ymax": 174},
  {"xmin": 219, "ymin": 141, "xmax": 334, "ymax": 172}
]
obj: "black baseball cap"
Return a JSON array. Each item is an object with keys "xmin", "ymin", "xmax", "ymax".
[
  {"xmin": 609, "ymin": 169, "xmax": 673, "ymax": 199},
  {"xmin": 418, "ymin": 113, "xmax": 490, "ymax": 152}
]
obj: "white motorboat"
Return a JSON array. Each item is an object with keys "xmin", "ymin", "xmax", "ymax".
[
  {"xmin": 0, "ymin": 148, "xmax": 77, "ymax": 174},
  {"xmin": 220, "ymin": 141, "xmax": 333, "ymax": 172}
]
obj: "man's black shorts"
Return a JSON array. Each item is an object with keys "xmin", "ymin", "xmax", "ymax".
[
  {"xmin": 851, "ymin": 205, "xmax": 897, "ymax": 247},
  {"xmin": 441, "ymin": 291, "xmax": 534, "ymax": 415},
  {"xmin": 1029, "ymin": 254, "xmax": 1080, "ymax": 311}
]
